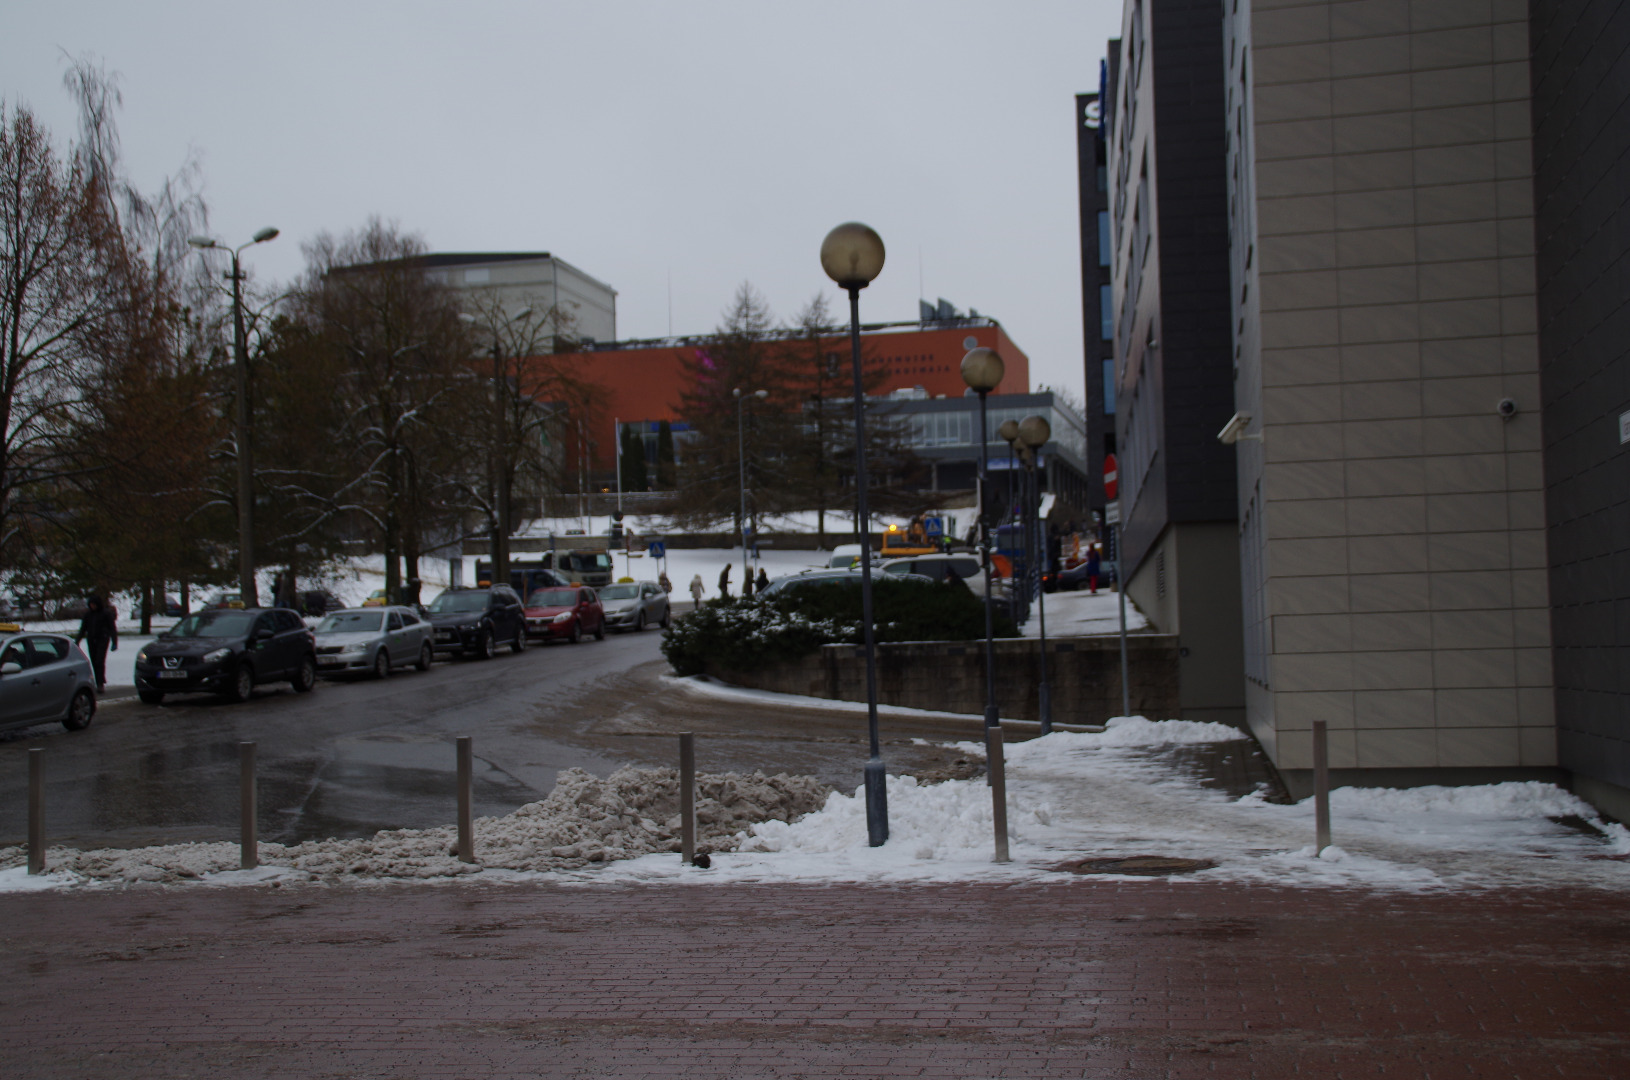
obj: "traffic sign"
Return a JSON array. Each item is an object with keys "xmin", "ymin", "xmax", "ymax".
[
  {"xmin": 1103, "ymin": 453, "xmax": 1119, "ymax": 501},
  {"xmin": 648, "ymin": 541, "xmax": 665, "ymax": 559},
  {"xmin": 1104, "ymin": 500, "xmax": 1121, "ymax": 525},
  {"xmin": 923, "ymin": 516, "xmax": 943, "ymax": 537}
]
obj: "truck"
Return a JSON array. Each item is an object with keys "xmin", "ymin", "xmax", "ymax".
[{"xmin": 476, "ymin": 541, "xmax": 614, "ymax": 594}]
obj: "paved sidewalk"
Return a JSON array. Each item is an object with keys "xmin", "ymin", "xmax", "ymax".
[{"xmin": 1, "ymin": 880, "xmax": 1626, "ymax": 1078}]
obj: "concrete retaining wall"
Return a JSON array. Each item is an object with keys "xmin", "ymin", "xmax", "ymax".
[{"xmin": 708, "ymin": 635, "xmax": 1182, "ymax": 727}]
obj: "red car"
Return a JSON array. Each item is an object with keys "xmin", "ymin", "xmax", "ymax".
[{"xmin": 524, "ymin": 586, "xmax": 605, "ymax": 644}]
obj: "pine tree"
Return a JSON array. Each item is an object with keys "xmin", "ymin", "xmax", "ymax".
[{"xmin": 655, "ymin": 420, "xmax": 676, "ymax": 489}]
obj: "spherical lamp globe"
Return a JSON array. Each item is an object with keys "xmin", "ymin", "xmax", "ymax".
[
  {"xmin": 960, "ymin": 347, "xmax": 1005, "ymax": 393},
  {"xmin": 820, "ymin": 223, "xmax": 886, "ymax": 289},
  {"xmin": 1018, "ymin": 415, "xmax": 1052, "ymax": 448}
]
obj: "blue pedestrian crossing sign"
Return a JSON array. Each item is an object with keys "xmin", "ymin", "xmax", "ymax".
[
  {"xmin": 923, "ymin": 516, "xmax": 944, "ymax": 537},
  {"xmin": 648, "ymin": 541, "xmax": 665, "ymax": 559}
]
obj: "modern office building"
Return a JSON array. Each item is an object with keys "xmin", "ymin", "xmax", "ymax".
[
  {"xmin": 1101, "ymin": 0, "xmax": 1246, "ymax": 728},
  {"xmin": 1075, "ymin": 87, "xmax": 1116, "ymax": 520},
  {"xmin": 1216, "ymin": 0, "xmax": 1555, "ymax": 794},
  {"xmin": 1530, "ymin": 1, "xmax": 1630, "ymax": 819},
  {"xmin": 420, "ymin": 252, "xmax": 618, "ymax": 346}
]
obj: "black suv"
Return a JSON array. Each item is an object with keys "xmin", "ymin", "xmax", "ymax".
[
  {"xmin": 426, "ymin": 586, "xmax": 527, "ymax": 659},
  {"xmin": 135, "ymin": 608, "xmax": 317, "ymax": 704}
]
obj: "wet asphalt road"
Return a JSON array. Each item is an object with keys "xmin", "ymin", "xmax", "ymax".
[{"xmin": 0, "ymin": 629, "xmax": 667, "ymax": 851}]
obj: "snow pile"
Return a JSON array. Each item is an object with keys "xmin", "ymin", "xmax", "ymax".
[
  {"xmin": 0, "ymin": 767, "xmax": 828, "ymax": 887},
  {"xmin": 1008, "ymin": 715, "xmax": 1241, "ymax": 751}
]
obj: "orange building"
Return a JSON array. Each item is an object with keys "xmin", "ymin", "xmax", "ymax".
[{"xmin": 533, "ymin": 318, "xmax": 1030, "ymax": 471}]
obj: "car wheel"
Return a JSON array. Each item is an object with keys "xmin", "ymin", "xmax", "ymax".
[
  {"xmin": 567, "ymin": 621, "xmax": 580, "ymax": 645},
  {"xmin": 229, "ymin": 663, "xmax": 255, "ymax": 703},
  {"xmin": 372, "ymin": 648, "xmax": 390, "ymax": 680},
  {"xmin": 511, "ymin": 626, "xmax": 526, "ymax": 654},
  {"xmin": 292, "ymin": 656, "xmax": 317, "ymax": 693},
  {"xmin": 138, "ymin": 689, "xmax": 164, "ymax": 706},
  {"xmin": 478, "ymin": 628, "xmax": 496, "ymax": 659},
  {"xmin": 416, "ymin": 641, "xmax": 433, "ymax": 672},
  {"xmin": 635, "ymin": 611, "xmax": 647, "ymax": 632},
  {"xmin": 63, "ymin": 688, "xmax": 95, "ymax": 731}
]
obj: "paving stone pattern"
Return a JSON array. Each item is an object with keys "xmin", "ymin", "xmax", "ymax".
[{"xmin": 1, "ymin": 881, "xmax": 1626, "ymax": 1078}]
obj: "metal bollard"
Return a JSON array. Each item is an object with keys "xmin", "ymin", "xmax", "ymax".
[
  {"xmin": 456, "ymin": 736, "xmax": 474, "ymax": 863},
  {"xmin": 1313, "ymin": 720, "xmax": 1331, "ymax": 854},
  {"xmin": 27, "ymin": 748, "xmax": 43, "ymax": 875},
  {"xmin": 239, "ymin": 742, "xmax": 258, "ymax": 870},
  {"xmin": 986, "ymin": 726, "xmax": 1010, "ymax": 864},
  {"xmin": 679, "ymin": 732, "xmax": 696, "ymax": 866}
]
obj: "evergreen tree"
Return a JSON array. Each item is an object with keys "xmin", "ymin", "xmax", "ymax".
[
  {"xmin": 619, "ymin": 423, "xmax": 648, "ymax": 492},
  {"xmin": 655, "ymin": 420, "xmax": 676, "ymax": 489}
]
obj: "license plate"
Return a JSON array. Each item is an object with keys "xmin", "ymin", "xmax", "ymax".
[
  {"xmin": 317, "ymin": 657, "xmax": 341, "ymax": 667},
  {"xmin": 157, "ymin": 670, "xmax": 189, "ymax": 680},
  {"xmin": 436, "ymin": 632, "xmax": 452, "ymax": 641}
]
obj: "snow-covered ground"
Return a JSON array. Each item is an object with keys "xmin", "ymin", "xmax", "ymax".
[{"xmin": 4, "ymin": 714, "xmax": 1624, "ymax": 894}]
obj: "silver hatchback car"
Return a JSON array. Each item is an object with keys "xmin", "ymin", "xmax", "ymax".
[
  {"xmin": 0, "ymin": 627, "xmax": 97, "ymax": 732},
  {"xmin": 314, "ymin": 606, "xmax": 435, "ymax": 678},
  {"xmin": 597, "ymin": 581, "xmax": 670, "ymax": 632}
]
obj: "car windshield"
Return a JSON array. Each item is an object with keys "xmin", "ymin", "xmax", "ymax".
[
  {"xmin": 527, "ymin": 589, "xmax": 577, "ymax": 607},
  {"xmin": 598, "ymin": 585, "xmax": 639, "ymax": 600},
  {"xmin": 316, "ymin": 611, "xmax": 384, "ymax": 634},
  {"xmin": 168, "ymin": 611, "xmax": 256, "ymax": 638},
  {"xmin": 427, "ymin": 592, "xmax": 489, "ymax": 614},
  {"xmin": 563, "ymin": 553, "xmax": 611, "ymax": 572}
]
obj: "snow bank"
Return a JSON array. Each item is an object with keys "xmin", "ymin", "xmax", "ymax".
[{"xmin": 0, "ymin": 767, "xmax": 828, "ymax": 888}]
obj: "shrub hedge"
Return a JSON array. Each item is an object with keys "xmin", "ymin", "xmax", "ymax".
[{"xmin": 661, "ymin": 576, "xmax": 1018, "ymax": 676}]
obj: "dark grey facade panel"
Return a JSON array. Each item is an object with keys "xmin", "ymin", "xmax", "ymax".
[{"xmin": 1530, "ymin": 0, "xmax": 1630, "ymax": 791}]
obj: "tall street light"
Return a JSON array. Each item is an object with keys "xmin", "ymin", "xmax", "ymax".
[
  {"xmin": 820, "ymin": 221, "xmax": 888, "ymax": 848},
  {"xmin": 189, "ymin": 227, "xmax": 279, "ymax": 607},
  {"xmin": 733, "ymin": 387, "xmax": 768, "ymax": 583},
  {"xmin": 461, "ymin": 307, "xmax": 533, "ymax": 587},
  {"xmin": 962, "ymin": 345, "xmax": 1010, "ymax": 863},
  {"xmin": 1019, "ymin": 414, "xmax": 1054, "ymax": 735}
]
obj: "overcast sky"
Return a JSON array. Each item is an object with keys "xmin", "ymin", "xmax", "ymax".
[{"xmin": 4, "ymin": 1, "xmax": 1121, "ymax": 397}]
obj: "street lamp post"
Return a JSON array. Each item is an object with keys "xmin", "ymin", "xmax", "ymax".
[
  {"xmin": 961, "ymin": 346, "xmax": 1009, "ymax": 863},
  {"xmin": 1018, "ymin": 414, "xmax": 1054, "ymax": 735},
  {"xmin": 189, "ymin": 227, "xmax": 279, "ymax": 606},
  {"xmin": 733, "ymin": 387, "xmax": 768, "ymax": 584},
  {"xmin": 820, "ymin": 222, "xmax": 888, "ymax": 848}
]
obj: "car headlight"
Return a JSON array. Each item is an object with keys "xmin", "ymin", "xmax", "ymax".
[
  {"xmin": 202, "ymin": 648, "xmax": 231, "ymax": 663},
  {"xmin": 136, "ymin": 649, "xmax": 150, "ymax": 664},
  {"xmin": 339, "ymin": 643, "xmax": 368, "ymax": 656},
  {"xmin": 552, "ymin": 611, "xmax": 573, "ymax": 623}
]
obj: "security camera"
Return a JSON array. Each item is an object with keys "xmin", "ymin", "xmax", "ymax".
[
  {"xmin": 1217, "ymin": 411, "xmax": 1259, "ymax": 444},
  {"xmin": 1497, "ymin": 398, "xmax": 1518, "ymax": 419}
]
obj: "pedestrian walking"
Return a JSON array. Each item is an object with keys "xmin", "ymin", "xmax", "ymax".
[
  {"xmin": 718, "ymin": 563, "xmax": 732, "ymax": 599},
  {"xmin": 689, "ymin": 574, "xmax": 705, "ymax": 604},
  {"xmin": 756, "ymin": 567, "xmax": 769, "ymax": 594},
  {"xmin": 74, "ymin": 595, "xmax": 118, "ymax": 694},
  {"xmin": 1086, "ymin": 545, "xmax": 1102, "ymax": 595},
  {"xmin": 658, "ymin": 571, "xmax": 672, "ymax": 595}
]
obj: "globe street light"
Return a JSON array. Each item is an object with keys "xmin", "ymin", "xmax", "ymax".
[
  {"xmin": 188, "ymin": 227, "xmax": 279, "ymax": 606},
  {"xmin": 821, "ymin": 221, "xmax": 888, "ymax": 848},
  {"xmin": 733, "ymin": 387, "xmax": 768, "ymax": 583},
  {"xmin": 1018, "ymin": 414, "xmax": 1054, "ymax": 735}
]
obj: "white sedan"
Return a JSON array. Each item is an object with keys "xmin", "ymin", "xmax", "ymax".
[{"xmin": 313, "ymin": 607, "xmax": 435, "ymax": 678}]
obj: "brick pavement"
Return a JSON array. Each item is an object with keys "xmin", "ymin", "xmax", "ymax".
[{"xmin": 0, "ymin": 880, "xmax": 1626, "ymax": 1078}]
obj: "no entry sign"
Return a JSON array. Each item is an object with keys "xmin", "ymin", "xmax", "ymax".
[{"xmin": 1103, "ymin": 453, "xmax": 1119, "ymax": 501}]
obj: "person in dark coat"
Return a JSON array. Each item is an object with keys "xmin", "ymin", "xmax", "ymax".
[
  {"xmin": 74, "ymin": 595, "xmax": 118, "ymax": 693},
  {"xmin": 718, "ymin": 563, "xmax": 732, "ymax": 599},
  {"xmin": 756, "ymin": 567, "xmax": 769, "ymax": 594}
]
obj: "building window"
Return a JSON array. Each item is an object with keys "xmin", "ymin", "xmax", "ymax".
[
  {"xmin": 1097, "ymin": 211, "xmax": 1111, "ymax": 266},
  {"xmin": 1102, "ymin": 359, "xmax": 1116, "ymax": 415},
  {"xmin": 1100, "ymin": 285, "xmax": 1114, "ymax": 341}
]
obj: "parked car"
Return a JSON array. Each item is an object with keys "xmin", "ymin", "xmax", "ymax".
[
  {"xmin": 134, "ymin": 608, "xmax": 317, "ymax": 705},
  {"xmin": 1054, "ymin": 557, "xmax": 1116, "ymax": 591},
  {"xmin": 878, "ymin": 554, "xmax": 1013, "ymax": 621},
  {"xmin": 314, "ymin": 606, "xmax": 434, "ymax": 678},
  {"xmin": 758, "ymin": 567, "xmax": 937, "ymax": 598},
  {"xmin": 302, "ymin": 589, "xmax": 344, "ymax": 616},
  {"xmin": 207, "ymin": 591, "xmax": 246, "ymax": 610},
  {"xmin": 361, "ymin": 589, "xmax": 389, "ymax": 607},
  {"xmin": 0, "ymin": 626, "xmax": 96, "ymax": 732},
  {"xmin": 524, "ymin": 586, "xmax": 605, "ymax": 644},
  {"xmin": 426, "ymin": 586, "xmax": 527, "ymax": 659},
  {"xmin": 596, "ymin": 581, "xmax": 669, "ymax": 632}
]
